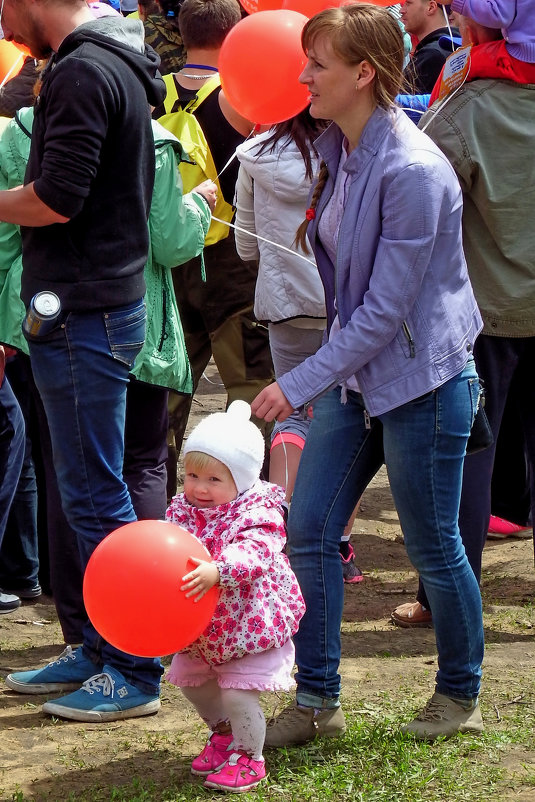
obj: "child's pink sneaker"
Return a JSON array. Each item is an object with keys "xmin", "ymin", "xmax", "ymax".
[
  {"xmin": 204, "ymin": 750, "xmax": 266, "ymax": 792},
  {"xmin": 191, "ymin": 732, "xmax": 233, "ymax": 776},
  {"xmin": 487, "ymin": 515, "xmax": 533, "ymax": 540}
]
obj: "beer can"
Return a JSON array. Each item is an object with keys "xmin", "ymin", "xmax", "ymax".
[{"xmin": 23, "ymin": 291, "xmax": 61, "ymax": 337}]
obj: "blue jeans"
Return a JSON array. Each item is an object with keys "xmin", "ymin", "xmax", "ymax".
[
  {"xmin": 0, "ymin": 377, "xmax": 25, "ymax": 544},
  {"xmin": 28, "ymin": 300, "xmax": 163, "ymax": 695},
  {"xmin": 288, "ymin": 361, "xmax": 483, "ymax": 706},
  {"xmin": 0, "ymin": 357, "xmax": 40, "ymax": 590}
]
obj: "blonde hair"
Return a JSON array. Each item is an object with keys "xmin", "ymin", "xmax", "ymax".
[
  {"xmin": 184, "ymin": 450, "xmax": 233, "ymax": 479},
  {"xmin": 295, "ymin": 4, "xmax": 404, "ymax": 253}
]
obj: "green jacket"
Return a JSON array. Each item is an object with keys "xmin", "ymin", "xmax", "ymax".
[
  {"xmin": 421, "ymin": 79, "xmax": 535, "ymax": 338},
  {"xmin": 0, "ymin": 111, "xmax": 210, "ymax": 393}
]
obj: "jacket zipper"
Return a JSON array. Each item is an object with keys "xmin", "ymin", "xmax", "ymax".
[
  {"xmin": 158, "ymin": 286, "xmax": 167, "ymax": 351},
  {"xmin": 402, "ymin": 321, "xmax": 416, "ymax": 358}
]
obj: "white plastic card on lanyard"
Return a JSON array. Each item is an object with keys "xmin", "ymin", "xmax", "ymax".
[{"xmin": 437, "ymin": 45, "xmax": 472, "ymax": 102}]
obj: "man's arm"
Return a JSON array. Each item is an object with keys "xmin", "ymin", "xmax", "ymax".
[{"xmin": 0, "ymin": 183, "xmax": 69, "ymax": 226}]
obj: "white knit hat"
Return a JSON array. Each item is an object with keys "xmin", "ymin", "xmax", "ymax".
[{"xmin": 184, "ymin": 400, "xmax": 265, "ymax": 494}]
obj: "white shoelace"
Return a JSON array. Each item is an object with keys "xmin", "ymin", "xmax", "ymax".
[
  {"xmin": 81, "ymin": 672, "xmax": 114, "ymax": 697},
  {"xmin": 48, "ymin": 645, "xmax": 76, "ymax": 666}
]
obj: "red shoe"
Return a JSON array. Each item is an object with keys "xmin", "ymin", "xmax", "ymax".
[
  {"xmin": 204, "ymin": 750, "xmax": 266, "ymax": 792},
  {"xmin": 191, "ymin": 732, "xmax": 233, "ymax": 776},
  {"xmin": 487, "ymin": 515, "xmax": 533, "ymax": 540}
]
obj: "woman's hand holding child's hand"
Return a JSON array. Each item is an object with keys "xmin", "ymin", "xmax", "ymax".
[{"xmin": 181, "ymin": 558, "xmax": 220, "ymax": 602}]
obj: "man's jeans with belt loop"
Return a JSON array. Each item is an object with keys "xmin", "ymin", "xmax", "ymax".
[
  {"xmin": 288, "ymin": 361, "xmax": 484, "ymax": 707},
  {"xmin": 28, "ymin": 299, "xmax": 163, "ymax": 695}
]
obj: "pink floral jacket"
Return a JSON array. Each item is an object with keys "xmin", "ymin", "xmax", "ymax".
[{"xmin": 166, "ymin": 480, "xmax": 305, "ymax": 665}]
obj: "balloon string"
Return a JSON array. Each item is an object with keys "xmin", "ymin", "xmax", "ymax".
[
  {"xmin": 0, "ymin": 52, "xmax": 23, "ymax": 89},
  {"xmin": 215, "ymin": 124, "xmax": 257, "ymax": 181},
  {"xmin": 399, "ymin": 107, "xmax": 426, "ymax": 116},
  {"xmin": 442, "ymin": 4, "xmax": 456, "ymax": 51},
  {"xmin": 213, "ymin": 126, "xmax": 316, "ymax": 266},
  {"xmin": 212, "ymin": 215, "xmax": 317, "ymax": 266}
]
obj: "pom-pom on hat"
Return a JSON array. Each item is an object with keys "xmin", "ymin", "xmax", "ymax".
[{"xmin": 184, "ymin": 400, "xmax": 265, "ymax": 495}]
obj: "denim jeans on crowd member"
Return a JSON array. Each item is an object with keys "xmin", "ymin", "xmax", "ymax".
[
  {"xmin": 0, "ymin": 357, "xmax": 40, "ymax": 592},
  {"xmin": 288, "ymin": 359, "xmax": 483, "ymax": 707},
  {"xmin": 287, "ymin": 387, "xmax": 384, "ymax": 708},
  {"xmin": 28, "ymin": 299, "xmax": 163, "ymax": 695},
  {"xmin": 0, "ymin": 377, "xmax": 25, "ymax": 543}
]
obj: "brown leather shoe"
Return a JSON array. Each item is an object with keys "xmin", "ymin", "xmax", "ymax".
[{"xmin": 391, "ymin": 601, "xmax": 433, "ymax": 628}]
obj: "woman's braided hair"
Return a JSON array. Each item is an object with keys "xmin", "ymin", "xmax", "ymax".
[
  {"xmin": 295, "ymin": 161, "xmax": 328, "ymax": 253},
  {"xmin": 294, "ymin": 3, "xmax": 404, "ymax": 253}
]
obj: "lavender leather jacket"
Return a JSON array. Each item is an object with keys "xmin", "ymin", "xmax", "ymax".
[{"xmin": 278, "ymin": 108, "xmax": 482, "ymax": 418}]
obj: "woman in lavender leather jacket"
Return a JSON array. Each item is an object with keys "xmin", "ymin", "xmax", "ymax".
[{"xmin": 252, "ymin": 3, "xmax": 485, "ymax": 743}]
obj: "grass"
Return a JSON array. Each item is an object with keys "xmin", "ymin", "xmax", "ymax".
[
  {"xmin": 4, "ymin": 630, "xmax": 535, "ymax": 801},
  {"xmin": 3, "ymin": 474, "xmax": 535, "ymax": 802},
  {"xmin": 6, "ymin": 693, "xmax": 532, "ymax": 802}
]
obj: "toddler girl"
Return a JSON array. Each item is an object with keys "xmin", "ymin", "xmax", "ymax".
[
  {"xmin": 449, "ymin": 0, "xmax": 535, "ymax": 62},
  {"xmin": 166, "ymin": 400, "xmax": 305, "ymax": 793}
]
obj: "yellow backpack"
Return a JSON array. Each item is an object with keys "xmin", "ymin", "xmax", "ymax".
[{"xmin": 158, "ymin": 73, "xmax": 233, "ymax": 247}]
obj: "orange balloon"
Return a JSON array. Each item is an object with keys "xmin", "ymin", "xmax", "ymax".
[
  {"xmin": 83, "ymin": 520, "xmax": 220, "ymax": 657},
  {"xmin": 219, "ymin": 10, "xmax": 309, "ymax": 125},
  {"xmin": 0, "ymin": 40, "xmax": 24, "ymax": 85},
  {"xmin": 12, "ymin": 41, "xmax": 33, "ymax": 57}
]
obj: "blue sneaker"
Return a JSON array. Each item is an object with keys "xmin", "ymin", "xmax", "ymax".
[
  {"xmin": 42, "ymin": 665, "xmax": 161, "ymax": 722},
  {"xmin": 5, "ymin": 646, "xmax": 98, "ymax": 694}
]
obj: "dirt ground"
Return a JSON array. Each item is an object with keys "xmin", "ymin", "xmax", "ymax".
[{"xmin": 1, "ymin": 363, "xmax": 535, "ymax": 800}]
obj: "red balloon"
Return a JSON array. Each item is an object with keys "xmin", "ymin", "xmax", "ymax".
[
  {"xmin": 239, "ymin": 0, "xmax": 282, "ymax": 12},
  {"xmin": 283, "ymin": 0, "xmax": 390, "ymax": 11},
  {"xmin": 282, "ymin": 0, "xmax": 344, "ymax": 15},
  {"xmin": 83, "ymin": 520, "xmax": 220, "ymax": 658},
  {"xmin": 0, "ymin": 40, "xmax": 24, "ymax": 86},
  {"xmin": 220, "ymin": 10, "xmax": 309, "ymax": 125}
]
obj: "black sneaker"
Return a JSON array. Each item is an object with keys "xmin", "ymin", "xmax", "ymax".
[{"xmin": 5, "ymin": 584, "xmax": 42, "ymax": 600}]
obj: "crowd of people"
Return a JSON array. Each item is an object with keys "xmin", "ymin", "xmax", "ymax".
[{"xmin": 0, "ymin": 0, "xmax": 533, "ymax": 793}]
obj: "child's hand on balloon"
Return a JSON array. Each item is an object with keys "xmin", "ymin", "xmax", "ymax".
[{"xmin": 181, "ymin": 558, "xmax": 220, "ymax": 602}]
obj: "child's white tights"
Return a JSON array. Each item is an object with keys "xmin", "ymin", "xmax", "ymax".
[{"xmin": 182, "ymin": 680, "xmax": 266, "ymax": 761}]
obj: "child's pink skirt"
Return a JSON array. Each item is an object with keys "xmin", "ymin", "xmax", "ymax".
[{"xmin": 166, "ymin": 639, "xmax": 295, "ymax": 691}]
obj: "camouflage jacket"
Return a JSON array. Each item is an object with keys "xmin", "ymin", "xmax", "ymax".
[{"xmin": 144, "ymin": 13, "xmax": 185, "ymax": 75}]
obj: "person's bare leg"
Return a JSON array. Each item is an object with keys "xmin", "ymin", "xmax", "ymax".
[
  {"xmin": 343, "ymin": 497, "xmax": 362, "ymax": 539},
  {"xmin": 269, "ymin": 442, "xmax": 304, "ymax": 503}
]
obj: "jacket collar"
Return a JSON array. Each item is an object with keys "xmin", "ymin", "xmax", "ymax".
[{"xmin": 315, "ymin": 106, "xmax": 394, "ymax": 176}]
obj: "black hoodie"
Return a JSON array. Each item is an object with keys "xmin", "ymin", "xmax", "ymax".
[
  {"xmin": 404, "ymin": 26, "xmax": 460, "ymax": 94},
  {"xmin": 21, "ymin": 18, "xmax": 166, "ymax": 311}
]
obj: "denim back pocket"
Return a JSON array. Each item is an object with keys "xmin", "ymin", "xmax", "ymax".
[{"xmin": 104, "ymin": 300, "xmax": 146, "ymax": 368}]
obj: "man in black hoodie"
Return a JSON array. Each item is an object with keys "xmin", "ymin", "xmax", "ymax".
[{"xmin": 0, "ymin": 0, "xmax": 167, "ymax": 722}]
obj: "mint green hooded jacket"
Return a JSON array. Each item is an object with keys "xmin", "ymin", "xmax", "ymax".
[{"xmin": 0, "ymin": 109, "xmax": 210, "ymax": 394}]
